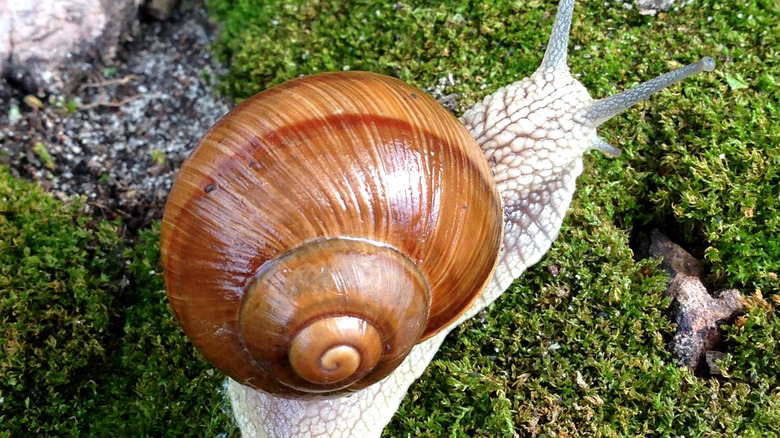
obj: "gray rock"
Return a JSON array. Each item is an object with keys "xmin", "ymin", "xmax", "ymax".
[
  {"xmin": 637, "ymin": 0, "xmax": 675, "ymax": 15},
  {"xmin": 0, "ymin": 0, "xmax": 142, "ymax": 95},
  {"xmin": 143, "ymin": 0, "xmax": 180, "ymax": 20},
  {"xmin": 705, "ymin": 351, "xmax": 726, "ymax": 375}
]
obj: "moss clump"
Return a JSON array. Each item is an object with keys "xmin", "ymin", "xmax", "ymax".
[
  {"xmin": 0, "ymin": 168, "xmax": 237, "ymax": 437},
  {"xmin": 84, "ymin": 225, "xmax": 237, "ymax": 436},
  {"xmin": 388, "ymin": 213, "xmax": 779, "ymax": 436},
  {"xmin": 0, "ymin": 166, "xmax": 123, "ymax": 434}
]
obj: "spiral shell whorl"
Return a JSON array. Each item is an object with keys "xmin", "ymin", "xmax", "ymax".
[
  {"xmin": 239, "ymin": 238, "xmax": 430, "ymax": 393},
  {"xmin": 289, "ymin": 318, "xmax": 381, "ymax": 386}
]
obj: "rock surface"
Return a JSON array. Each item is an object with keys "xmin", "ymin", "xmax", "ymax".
[
  {"xmin": 0, "ymin": 1, "xmax": 230, "ymax": 232},
  {"xmin": 143, "ymin": 0, "xmax": 180, "ymax": 20},
  {"xmin": 649, "ymin": 230, "xmax": 745, "ymax": 371},
  {"xmin": 0, "ymin": 0, "xmax": 141, "ymax": 95},
  {"xmin": 637, "ymin": 0, "xmax": 675, "ymax": 15}
]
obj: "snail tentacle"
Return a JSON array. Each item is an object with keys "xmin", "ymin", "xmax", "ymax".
[
  {"xmin": 539, "ymin": 0, "xmax": 575, "ymax": 72},
  {"xmin": 589, "ymin": 136, "xmax": 623, "ymax": 158},
  {"xmin": 581, "ymin": 57, "xmax": 717, "ymax": 127}
]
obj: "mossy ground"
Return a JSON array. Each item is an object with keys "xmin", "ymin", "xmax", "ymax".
[
  {"xmin": 0, "ymin": 169, "xmax": 237, "ymax": 436},
  {"xmin": 2, "ymin": 0, "xmax": 778, "ymax": 436}
]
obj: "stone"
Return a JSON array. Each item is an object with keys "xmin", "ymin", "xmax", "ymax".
[
  {"xmin": 704, "ymin": 351, "xmax": 726, "ymax": 375},
  {"xmin": 649, "ymin": 229, "xmax": 704, "ymax": 283},
  {"xmin": 649, "ymin": 230, "xmax": 745, "ymax": 371},
  {"xmin": 637, "ymin": 0, "xmax": 675, "ymax": 16},
  {"xmin": 142, "ymin": 0, "xmax": 180, "ymax": 20},
  {"xmin": 0, "ymin": 0, "xmax": 142, "ymax": 95}
]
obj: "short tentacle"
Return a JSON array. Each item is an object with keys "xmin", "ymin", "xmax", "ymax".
[{"xmin": 589, "ymin": 137, "xmax": 622, "ymax": 157}]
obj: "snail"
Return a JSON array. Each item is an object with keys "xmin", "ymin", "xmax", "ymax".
[{"xmin": 160, "ymin": 0, "xmax": 715, "ymax": 436}]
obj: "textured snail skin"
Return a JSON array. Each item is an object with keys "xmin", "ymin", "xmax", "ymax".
[{"xmin": 223, "ymin": 0, "xmax": 715, "ymax": 435}]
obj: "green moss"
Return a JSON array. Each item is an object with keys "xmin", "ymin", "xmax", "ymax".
[
  {"xmin": 206, "ymin": 0, "xmax": 778, "ymax": 436},
  {"xmin": 388, "ymin": 213, "xmax": 779, "ymax": 436},
  {"xmin": 0, "ymin": 168, "xmax": 237, "ymax": 437},
  {"xmin": 31, "ymin": 142, "xmax": 55, "ymax": 170},
  {"xmin": 0, "ymin": 166, "xmax": 122, "ymax": 434},
  {"xmin": 85, "ymin": 225, "xmax": 237, "ymax": 437},
  {"xmin": 207, "ymin": 0, "xmax": 554, "ymax": 107}
]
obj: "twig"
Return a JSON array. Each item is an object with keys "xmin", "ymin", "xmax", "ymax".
[
  {"xmin": 87, "ymin": 201, "xmax": 132, "ymax": 219},
  {"xmin": 79, "ymin": 74, "xmax": 140, "ymax": 91},
  {"xmin": 79, "ymin": 93, "xmax": 143, "ymax": 110}
]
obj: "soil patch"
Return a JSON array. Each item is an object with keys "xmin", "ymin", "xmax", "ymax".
[{"xmin": 0, "ymin": 2, "xmax": 230, "ymax": 232}]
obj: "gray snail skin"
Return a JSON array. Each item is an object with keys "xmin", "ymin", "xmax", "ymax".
[{"xmin": 159, "ymin": 0, "xmax": 715, "ymax": 436}]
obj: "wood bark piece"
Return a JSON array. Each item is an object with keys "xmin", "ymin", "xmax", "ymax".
[{"xmin": 649, "ymin": 229, "xmax": 745, "ymax": 371}]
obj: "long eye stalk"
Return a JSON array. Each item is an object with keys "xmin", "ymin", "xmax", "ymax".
[
  {"xmin": 582, "ymin": 57, "xmax": 716, "ymax": 127},
  {"xmin": 540, "ymin": 0, "xmax": 576, "ymax": 72},
  {"xmin": 540, "ymin": 0, "xmax": 715, "ymax": 132}
]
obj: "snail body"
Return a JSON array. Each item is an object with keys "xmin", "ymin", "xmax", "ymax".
[{"xmin": 160, "ymin": 0, "xmax": 714, "ymax": 436}]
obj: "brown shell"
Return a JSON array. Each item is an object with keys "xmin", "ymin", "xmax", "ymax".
[{"xmin": 160, "ymin": 71, "xmax": 503, "ymax": 396}]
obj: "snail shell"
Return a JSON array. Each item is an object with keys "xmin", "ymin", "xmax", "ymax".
[{"xmin": 160, "ymin": 72, "xmax": 504, "ymax": 396}]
